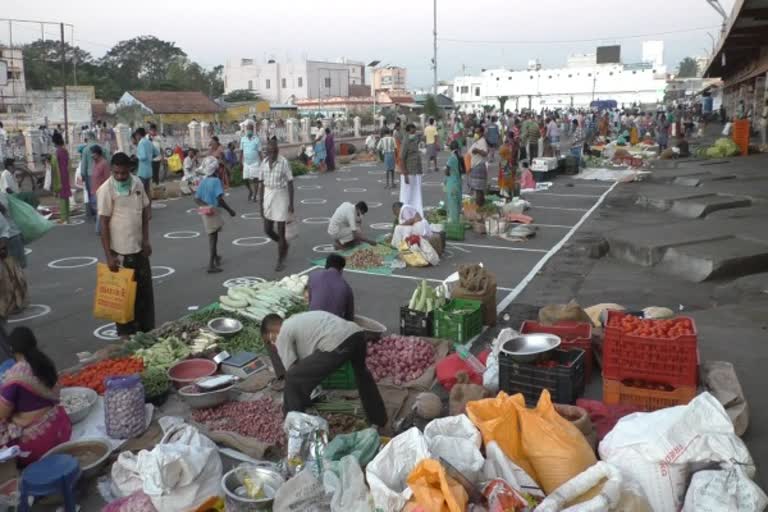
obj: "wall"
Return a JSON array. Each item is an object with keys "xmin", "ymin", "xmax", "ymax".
[
  {"xmin": 374, "ymin": 67, "xmax": 408, "ymax": 91},
  {"xmin": 307, "ymin": 62, "xmax": 351, "ymax": 98},
  {"xmin": 0, "ymin": 47, "xmax": 26, "ymax": 108},
  {"xmin": 453, "ymin": 62, "xmax": 668, "ymax": 110},
  {"xmin": 23, "ymin": 89, "xmax": 92, "ymax": 126}
]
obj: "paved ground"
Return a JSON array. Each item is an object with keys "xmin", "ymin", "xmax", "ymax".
[{"xmin": 8, "ymin": 153, "xmax": 612, "ymax": 369}]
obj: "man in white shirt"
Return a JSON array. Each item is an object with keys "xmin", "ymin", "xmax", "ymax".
[
  {"xmin": 262, "ymin": 311, "xmax": 387, "ymax": 427},
  {"xmin": 327, "ymin": 201, "xmax": 374, "ymax": 249},
  {"xmin": 0, "ymin": 159, "xmax": 19, "ymax": 195},
  {"xmin": 239, "ymin": 121, "xmax": 261, "ymax": 202},
  {"xmin": 257, "ymin": 137, "xmax": 294, "ymax": 271},
  {"xmin": 97, "ymin": 152, "xmax": 154, "ymax": 337}
]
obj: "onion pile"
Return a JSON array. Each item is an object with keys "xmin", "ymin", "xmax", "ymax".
[
  {"xmin": 192, "ymin": 398, "xmax": 284, "ymax": 445},
  {"xmin": 366, "ymin": 335, "xmax": 436, "ymax": 385}
]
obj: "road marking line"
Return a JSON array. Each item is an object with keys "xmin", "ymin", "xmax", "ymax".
[
  {"xmin": 496, "ymin": 181, "xmax": 618, "ymax": 313},
  {"xmin": 344, "ymin": 268, "xmax": 513, "ymax": 290},
  {"xmin": 451, "ymin": 245, "xmax": 471, "ymax": 253},
  {"xmin": 531, "ymin": 223, "xmax": 575, "ymax": 229},
  {"xmin": 530, "ymin": 206, "xmax": 589, "ymax": 212},
  {"xmin": 523, "ymin": 192, "xmax": 602, "ymax": 198},
  {"xmin": 447, "ymin": 242, "xmax": 547, "ymax": 253}
]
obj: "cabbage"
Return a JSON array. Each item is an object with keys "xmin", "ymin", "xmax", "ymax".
[
  {"xmin": 713, "ymin": 138, "xmax": 741, "ymax": 156},
  {"xmin": 706, "ymin": 147, "xmax": 724, "ymax": 158}
]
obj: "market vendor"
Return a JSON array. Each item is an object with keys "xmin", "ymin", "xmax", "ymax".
[
  {"xmin": 0, "ymin": 327, "xmax": 71, "ymax": 465},
  {"xmin": 390, "ymin": 201, "xmax": 432, "ymax": 248},
  {"xmin": 307, "ymin": 254, "xmax": 354, "ymax": 321},
  {"xmin": 261, "ymin": 311, "xmax": 387, "ymax": 427},
  {"xmin": 327, "ymin": 201, "xmax": 375, "ymax": 250}
]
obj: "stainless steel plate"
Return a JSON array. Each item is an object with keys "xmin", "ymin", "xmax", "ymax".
[
  {"xmin": 208, "ymin": 317, "xmax": 243, "ymax": 336},
  {"xmin": 499, "ymin": 334, "xmax": 561, "ymax": 362}
]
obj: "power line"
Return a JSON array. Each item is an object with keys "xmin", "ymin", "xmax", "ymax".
[{"xmin": 439, "ymin": 25, "xmax": 720, "ymax": 46}]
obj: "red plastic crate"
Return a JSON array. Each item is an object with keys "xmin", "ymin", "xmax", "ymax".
[
  {"xmin": 602, "ymin": 311, "xmax": 699, "ymax": 387},
  {"xmin": 520, "ymin": 320, "xmax": 594, "ymax": 382},
  {"xmin": 603, "ymin": 379, "xmax": 697, "ymax": 411}
]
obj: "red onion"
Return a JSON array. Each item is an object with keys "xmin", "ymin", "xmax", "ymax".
[
  {"xmin": 192, "ymin": 398, "xmax": 284, "ymax": 445},
  {"xmin": 366, "ymin": 335, "xmax": 436, "ymax": 383}
]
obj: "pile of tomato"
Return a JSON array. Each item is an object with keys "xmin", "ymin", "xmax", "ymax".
[
  {"xmin": 59, "ymin": 357, "xmax": 144, "ymax": 394},
  {"xmin": 608, "ymin": 314, "xmax": 695, "ymax": 339}
]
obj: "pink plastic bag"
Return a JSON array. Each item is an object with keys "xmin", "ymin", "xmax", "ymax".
[
  {"xmin": 436, "ymin": 350, "xmax": 489, "ymax": 391},
  {"xmin": 102, "ymin": 491, "xmax": 157, "ymax": 512}
]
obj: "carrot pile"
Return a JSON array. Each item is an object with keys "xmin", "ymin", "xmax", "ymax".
[{"xmin": 59, "ymin": 357, "xmax": 144, "ymax": 394}]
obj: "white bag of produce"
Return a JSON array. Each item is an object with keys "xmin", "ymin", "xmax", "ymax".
[
  {"xmin": 534, "ymin": 461, "xmax": 651, "ymax": 512},
  {"xmin": 483, "ymin": 441, "xmax": 544, "ymax": 499},
  {"xmin": 274, "ymin": 468, "xmax": 331, "ymax": 512},
  {"xmin": 111, "ymin": 417, "xmax": 223, "ymax": 511},
  {"xmin": 366, "ymin": 427, "xmax": 431, "ymax": 512},
  {"xmin": 483, "ymin": 328, "xmax": 519, "ymax": 393},
  {"xmin": 599, "ymin": 392, "xmax": 755, "ymax": 512},
  {"xmin": 424, "ymin": 415, "xmax": 485, "ymax": 483},
  {"xmin": 682, "ymin": 463, "xmax": 767, "ymax": 512},
  {"xmin": 323, "ymin": 455, "xmax": 374, "ymax": 512}
]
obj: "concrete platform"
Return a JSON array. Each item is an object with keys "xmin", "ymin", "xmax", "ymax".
[
  {"xmin": 657, "ymin": 237, "xmax": 768, "ymax": 282},
  {"xmin": 670, "ymin": 194, "xmax": 752, "ymax": 218}
]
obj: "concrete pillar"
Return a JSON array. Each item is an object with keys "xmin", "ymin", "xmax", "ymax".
[
  {"xmin": 115, "ymin": 123, "xmax": 132, "ymax": 154},
  {"xmin": 260, "ymin": 119, "xmax": 269, "ymax": 140},
  {"xmin": 300, "ymin": 118, "xmax": 310, "ymax": 143},
  {"xmin": 200, "ymin": 122, "xmax": 210, "ymax": 145},
  {"xmin": 187, "ymin": 121, "xmax": 200, "ymax": 150},
  {"xmin": 286, "ymin": 118, "xmax": 297, "ymax": 144},
  {"xmin": 23, "ymin": 128, "xmax": 40, "ymax": 172},
  {"xmin": 353, "ymin": 116, "xmax": 361, "ymax": 138},
  {"xmin": 419, "ymin": 113, "xmax": 426, "ymax": 129}
]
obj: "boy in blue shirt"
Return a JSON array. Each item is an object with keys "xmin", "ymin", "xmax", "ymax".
[{"xmin": 194, "ymin": 156, "xmax": 236, "ymax": 273}]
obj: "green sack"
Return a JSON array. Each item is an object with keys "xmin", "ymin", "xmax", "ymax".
[
  {"xmin": 323, "ymin": 427, "xmax": 380, "ymax": 477},
  {"xmin": 7, "ymin": 193, "xmax": 53, "ymax": 243}
]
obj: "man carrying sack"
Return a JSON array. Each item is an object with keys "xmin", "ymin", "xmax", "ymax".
[{"xmin": 97, "ymin": 152, "xmax": 155, "ymax": 337}]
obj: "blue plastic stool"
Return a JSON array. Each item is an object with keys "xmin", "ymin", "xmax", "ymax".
[{"xmin": 18, "ymin": 454, "xmax": 81, "ymax": 512}]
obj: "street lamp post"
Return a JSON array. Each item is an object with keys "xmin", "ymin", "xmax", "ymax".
[{"xmin": 367, "ymin": 60, "xmax": 381, "ymax": 128}]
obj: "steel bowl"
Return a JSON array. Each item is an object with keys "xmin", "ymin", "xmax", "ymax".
[
  {"xmin": 43, "ymin": 439, "xmax": 112, "ymax": 479},
  {"xmin": 207, "ymin": 317, "xmax": 243, "ymax": 337},
  {"xmin": 179, "ymin": 384, "xmax": 233, "ymax": 409},
  {"xmin": 60, "ymin": 387, "xmax": 98, "ymax": 424},
  {"xmin": 221, "ymin": 463, "xmax": 285, "ymax": 510},
  {"xmin": 499, "ymin": 334, "xmax": 561, "ymax": 363}
]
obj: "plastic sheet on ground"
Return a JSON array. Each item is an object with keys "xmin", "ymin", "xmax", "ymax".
[
  {"xmin": 574, "ymin": 168, "xmax": 649, "ymax": 182},
  {"xmin": 311, "ymin": 244, "xmax": 398, "ymax": 275}
]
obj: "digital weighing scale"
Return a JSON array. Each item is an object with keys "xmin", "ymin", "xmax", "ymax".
[{"xmin": 218, "ymin": 351, "xmax": 267, "ymax": 379}]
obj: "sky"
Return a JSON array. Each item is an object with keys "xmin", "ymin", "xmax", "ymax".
[{"xmin": 3, "ymin": 0, "xmax": 736, "ymax": 90}]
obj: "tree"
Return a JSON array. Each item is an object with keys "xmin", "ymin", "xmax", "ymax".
[
  {"xmin": 498, "ymin": 95, "xmax": 509, "ymax": 112},
  {"xmin": 222, "ymin": 89, "xmax": 260, "ymax": 102},
  {"xmin": 424, "ymin": 94, "xmax": 441, "ymax": 120},
  {"xmin": 22, "ymin": 39, "xmax": 93, "ymax": 90},
  {"xmin": 677, "ymin": 57, "xmax": 699, "ymax": 78},
  {"xmin": 100, "ymin": 36, "xmax": 186, "ymax": 89}
]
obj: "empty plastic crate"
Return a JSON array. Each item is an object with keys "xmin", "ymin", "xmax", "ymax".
[
  {"xmin": 603, "ymin": 311, "xmax": 699, "ymax": 387},
  {"xmin": 499, "ymin": 348, "xmax": 585, "ymax": 406},
  {"xmin": 433, "ymin": 299, "xmax": 483, "ymax": 343},
  {"xmin": 520, "ymin": 320, "xmax": 594, "ymax": 382},
  {"xmin": 603, "ymin": 378, "xmax": 696, "ymax": 411},
  {"xmin": 400, "ymin": 306, "xmax": 433, "ymax": 337}
]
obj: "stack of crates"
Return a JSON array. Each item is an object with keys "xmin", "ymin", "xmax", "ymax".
[
  {"xmin": 433, "ymin": 299, "xmax": 482, "ymax": 343},
  {"xmin": 499, "ymin": 348, "xmax": 585, "ymax": 406},
  {"xmin": 602, "ymin": 311, "xmax": 699, "ymax": 411},
  {"xmin": 520, "ymin": 320, "xmax": 594, "ymax": 382}
]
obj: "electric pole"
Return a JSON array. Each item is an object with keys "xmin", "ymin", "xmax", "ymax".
[
  {"xmin": 60, "ymin": 22, "xmax": 69, "ymax": 144},
  {"xmin": 433, "ymin": 0, "xmax": 438, "ymax": 96}
]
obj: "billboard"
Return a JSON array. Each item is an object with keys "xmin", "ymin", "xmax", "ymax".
[
  {"xmin": 596, "ymin": 45, "xmax": 621, "ymax": 64},
  {"xmin": 0, "ymin": 61, "xmax": 7, "ymax": 86}
]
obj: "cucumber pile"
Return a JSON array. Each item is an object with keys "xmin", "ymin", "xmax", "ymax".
[{"xmin": 219, "ymin": 278, "xmax": 308, "ymax": 323}]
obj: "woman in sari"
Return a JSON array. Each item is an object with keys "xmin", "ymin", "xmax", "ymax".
[
  {"xmin": 324, "ymin": 128, "xmax": 336, "ymax": 171},
  {"xmin": 444, "ymin": 140, "xmax": 463, "ymax": 224},
  {"xmin": 313, "ymin": 123, "xmax": 327, "ymax": 172},
  {"xmin": 0, "ymin": 327, "xmax": 71, "ymax": 465},
  {"xmin": 392, "ymin": 119, "xmax": 403, "ymax": 173},
  {"xmin": 50, "ymin": 132, "xmax": 71, "ymax": 224},
  {"xmin": 498, "ymin": 133, "xmax": 519, "ymax": 200}
]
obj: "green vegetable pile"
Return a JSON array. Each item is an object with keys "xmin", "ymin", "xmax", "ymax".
[
  {"xmin": 141, "ymin": 367, "xmax": 170, "ymax": 397},
  {"xmin": 219, "ymin": 326, "xmax": 266, "ymax": 354},
  {"xmin": 408, "ymin": 280, "xmax": 447, "ymax": 313},
  {"xmin": 135, "ymin": 337, "xmax": 191, "ymax": 369},
  {"xmin": 701, "ymin": 137, "xmax": 741, "ymax": 159},
  {"xmin": 425, "ymin": 208, "xmax": 447, "ymax": 225}
]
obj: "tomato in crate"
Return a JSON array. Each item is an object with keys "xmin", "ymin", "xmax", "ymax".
[{"xmin": 520, "ymin": 320, "xmax": 594, "ymax": 382}]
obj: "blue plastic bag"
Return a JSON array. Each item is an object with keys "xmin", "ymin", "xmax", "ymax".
[{"xmin": 7, "ymin": 193, "xmax": 53, "ymax": 243}]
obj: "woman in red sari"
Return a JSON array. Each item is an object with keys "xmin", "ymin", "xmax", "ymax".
[{"xmin": 0, "ymin": 327, "xmax": 71, "ymax": 465}]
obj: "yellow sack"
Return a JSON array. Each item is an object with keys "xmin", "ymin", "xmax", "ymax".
[
  {"xmin": 465, "ymin": 392, "xmax": 537, "ymax": 481},
  {"xmin": 512, "ymin": 389, "xmax": 597, "ymax": 495},
  {"xmin": 406, "ymin": 459, "xmax": 468, "ymax": 512},
  {"xmin": 93, "ymin": 263, "xmax": 137, "ymax": 324},
  {"xmin": 167, "ymin": 153, "xmax": 183, "ymax": 173},
  {"xmin": 399, "ymin": 241, "xmax": 429, "ymax": 267}
]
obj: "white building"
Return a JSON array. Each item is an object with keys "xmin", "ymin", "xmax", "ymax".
[
  {"xmin": 0, "ymin": 47, "xmax": 27, "ymax": 115},
  {"xmin": 373, "ymin": 66, "xmax": 407, "ymax": 92},
  {"xmin": 453, "ymin": 43, "xmax": 668, "ymax": 111},
  {"xmin": 224, "ymin": 57, "xmax": 365, "ymax": 104}
]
